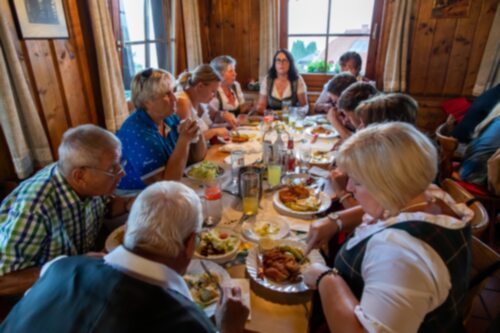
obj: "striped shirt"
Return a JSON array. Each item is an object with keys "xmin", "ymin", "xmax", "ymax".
[
  {"xmin": 117, "ymin": 109, "xmax": 180, "ymax": 190},
  {"xmin": 0, "ymin": 164, "xmax": 108, "ymax": 275}
]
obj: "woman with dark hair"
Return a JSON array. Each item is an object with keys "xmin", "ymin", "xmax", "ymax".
[{"xmin": 257, "ymin": 49, "xmax": 308, "ymax": 113}]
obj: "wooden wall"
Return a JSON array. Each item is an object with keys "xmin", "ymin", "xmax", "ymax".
[
  {"xmin": 0, "ymin": 0, "xmax": 102, "ymax": 181},
  {"xmin": 197, "ymin": 0, "xmax": 260, "ymax": 87},
  {"xmin": 377, "ymin": 0, "xmax": 498, "ymax": 132}
]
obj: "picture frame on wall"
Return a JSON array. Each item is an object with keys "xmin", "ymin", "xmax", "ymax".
[
  {"xmin": 12, "ymin": 0, "xmax": 69, "ymax": 39},
  {"xmin": 432, "ymin": 0, "xmax": 471, "ymax": 18}
]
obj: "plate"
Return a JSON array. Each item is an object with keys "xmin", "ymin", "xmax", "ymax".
[
  {"xmin": 185, "ymin": 259, "xmax": 230, "ymax": 317},
  {"xmin": 223, "ymin": 153, "xmax": 261, "ymax": 166},
  {"xmin": 245, "ymin": 239, "xmax": 325, "ymax": 293},
  {"xmin": 194, "ymin": 227, "xmax": 241, "ymax": 264},
  {"xmin": 217, "ymin": 129, "xmax": 260, "ymax": 144},
  {"xmin": 281, "ymin": 173, "xmax": 320, "ymax": 187},
  {"xmin": 305, "ymin": 125, "xmax": 337, "ymax": 139},
  {"xmin": 273, "ymin": 190, "xmax": 331, "ymax": 220},
  {"xmin": 185, "ymin": 161, "xmax": 228, "ymax": 183},
  {"xmin": 309, "ymin": 150, "xmax": 335, "ymax": 165},
  {"xmin": 241, "ymin": 218, "xmax": 290, "ymax": 242},
  {"xmin": 105, "ymin": 225, "xmax": 126, "ymax": 252}
]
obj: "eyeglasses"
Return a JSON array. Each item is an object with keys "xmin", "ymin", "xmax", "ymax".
[
  {"xmin": 275, "ymin": 58, "xmax": 289, "ymax": 64},
  {"xmin": 84, "ymin": 160, "xmax": 127, "ymax": 179}
]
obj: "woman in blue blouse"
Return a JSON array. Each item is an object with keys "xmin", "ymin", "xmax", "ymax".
[{"xmin": 117, "ymin": 68, "xmax": 206, "ymax": 191}]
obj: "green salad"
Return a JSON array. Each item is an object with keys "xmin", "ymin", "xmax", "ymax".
[{"xmin": 187, "ymin": 161, "xmax": 222, "ymax": 181}]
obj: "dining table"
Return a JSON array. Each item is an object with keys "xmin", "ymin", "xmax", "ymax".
[{"xmin": 185, "ymin": 119, "xmax": 339, "ymax": 333}]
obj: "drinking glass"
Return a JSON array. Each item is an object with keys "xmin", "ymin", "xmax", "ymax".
[
  {"xmin": 267, "ymin": 164, "xmax": 282, "ymax": 188},
  {"xmin": 240, "ymin": 171, "xmax": 260, "ymax": 215},
  {"xmin": 297, "ymin": 145, "xmax": 311, "ymax": 173},
  {"xmin": 230, "ymin": 150, "xmax": 245, "ymax": 184}
]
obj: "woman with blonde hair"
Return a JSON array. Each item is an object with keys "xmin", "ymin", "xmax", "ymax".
[
  {"xmin": 117, "ymin": 68, "xmax": 206, "ymax": 191},
  {"xmin": 305, "ymin": 122, "xmax": 472, "ymax": 333},
  {"xmin": 177, "ymin": 64, "xmax": 232, "ymax": 140},
  {"xmin": 460, "ymin": 102, "xmax": 500, "ymax": 189}
]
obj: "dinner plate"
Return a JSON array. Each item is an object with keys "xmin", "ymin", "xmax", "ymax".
[
  {"xmin": 309, "ymin": 150, "xmax": 335, "ymax": 165},
  {"xmin": 105, "ymin": 225, "xmax": 126, "ymax": 252},
  {"xmin": 246, "ymin": 239, "xmax": 325, "ymax": 293},
  {"xmin": 185, "ymin": 161, "xmax": 229, "ymax": 183},
  {"xmin": 185, "ymin": 259, "xmax": 230, "ymax": 317},
  {"xmin": 272, "ymin": 190, "xmax": 331, "ymax": 220},
  {"xmin": 305, "ymin": 125, "xmax": 337, "ymax": 139},
  {"xmin": 223, "ymin": 153, "xmax": 261, "ymax": 166},
  {"xmin": 194, "ymin": 227, "xmax": 241, "ymax": 264},
  {"xmin": 217, "ymin": 129, "xmax": 260, "ymax": 144},
  {"xmin": 241, "ymin": 218, "xmax": 290, "ymax": 242},
  {"xmin": 281, "ymin": 173, "xmax": 320, "ymax": 187}
]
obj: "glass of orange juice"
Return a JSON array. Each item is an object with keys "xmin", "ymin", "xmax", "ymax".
[{"xmin": 240, "ymin": 171, "xmax": 260, "ymax": 215}]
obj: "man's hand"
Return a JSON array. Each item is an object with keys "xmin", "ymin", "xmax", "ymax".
[
  {"xmin": 215, "ymin": 286, "xmax": 249, "ymax": 333},
  {"xmin": 222, "ymin": 111, "xmax": 238, "ymax": 128}
]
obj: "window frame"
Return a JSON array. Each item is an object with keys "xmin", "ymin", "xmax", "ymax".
[{"xmin": 279, "ymin": 0, "xmax": 385, "ymax": 90}]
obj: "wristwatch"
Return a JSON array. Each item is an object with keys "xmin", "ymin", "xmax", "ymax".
[{"xmin": 327, "ymin": 213, "xmax": 343, "ymax": 232}]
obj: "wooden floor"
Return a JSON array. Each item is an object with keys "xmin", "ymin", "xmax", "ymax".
[{"xmin": 465, "ymin": 226, "xmax": 500, "ymax": 333}]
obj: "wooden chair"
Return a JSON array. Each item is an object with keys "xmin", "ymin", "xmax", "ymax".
[
  {"xmin": 441, "ymin": 178, "xmax": 489, "ymax": 237},
  {"xmin": 436, "ymin": 121, "xmax": 459, "ymax": 182},
  {"xmin": 0, "ymin": 181, "xmax": 18, "ymax": 202},
  {"xmin": 463, "ymin": 236, "xmax": 500, "ymax": 324}
]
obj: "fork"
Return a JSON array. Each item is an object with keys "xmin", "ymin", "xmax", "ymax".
[{"xmin": 200, "ymin": 260, "xmax": 224, "ymax": 300}]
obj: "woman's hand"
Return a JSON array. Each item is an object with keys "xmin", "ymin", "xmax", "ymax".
[
  {"xmin": 222, "ymin": 111, "xmax": 238, "ymax": 128},
  {"xmin": 178, "ymin": 119, "xmax": 200, "ymax": 142},
  {"xmin": 303, "ymin": 262, "xmax": 331, "ymax": 290},
  {"xmin": 306, "ymin": 216, "xmax": 339, "ymax": 254},
  {"xmin": 329, "ymin": 169, "xmax": 349, "ymax": 196}
]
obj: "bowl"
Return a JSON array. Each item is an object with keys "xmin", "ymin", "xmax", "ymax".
[{"xmin": 194, "ymin": 227, "xmax": 241, "ymax": 264}]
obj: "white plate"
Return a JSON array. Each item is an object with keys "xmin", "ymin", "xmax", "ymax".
[
  {"xmin": 273, "ymin": 190, "xmax": 331, "ymax": 220},
  {"xmin": 241, "ymin": 218, "xmax": 290, "ymax": 242},
  {"xmin": 223, "ymin": 153, "xmax": 261, "ymax": 166},
  {"xmin": 245, "ymin": 239, "xmax": 325, "ymax": 293},
  {"xmin": 194, "ymin": 227, "xmax": 241, "ymax": 264},
  {"xmin": 217, "ymin": 129, "xmax": 260, "ymax": 144},
  {"xmin": 309, "ymin": 150, "xmax": 335, "ymax": 165},
  {"xmin": 185, "ymin": 161, "xmax": 229, "ymax": 183},
  {"xmin": 305, "ymin": 125, "xmax": 337, "ymax": 139},
  {"xmin": 185, "ymin": 259, "xmax": 230, "ymax": 317},
  {"xmin": 105, "ymin": 225, "xmax": 125, "ymax": 252}
]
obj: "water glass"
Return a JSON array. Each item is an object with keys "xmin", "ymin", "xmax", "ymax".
[
  {"xmin": 230, "ymin": 150, "xmax": 245, "ymax": 183},
  {"xmin": 240, "ymin": 171, "xmax": 260, "ymax": 215},
  {"xmin": 297, "ymin": 145, "xmax": 311, "ymax": 173}
]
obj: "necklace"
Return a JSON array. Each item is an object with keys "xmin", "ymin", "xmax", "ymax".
[{"xmin": 401, "ymin": 201, "xmax": 429, "ymax": 213}]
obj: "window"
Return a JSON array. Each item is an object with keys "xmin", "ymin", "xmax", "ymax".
[
  {"xmin": 281, "ymin": 0, "xmax": 382, "ymax": 78},
  {"xmin": 118, "ymin": 0, "xmax": 175, "ymax": 90}
]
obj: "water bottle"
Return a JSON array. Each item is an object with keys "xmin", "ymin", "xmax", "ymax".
[{"xmin": 203, "ymin": 183, "xmax": 222, "ymax": 227}]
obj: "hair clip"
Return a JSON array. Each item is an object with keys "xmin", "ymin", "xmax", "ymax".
[{"xmin": 141, "ymin": 68, "xmax": 153, "ymax": 79}]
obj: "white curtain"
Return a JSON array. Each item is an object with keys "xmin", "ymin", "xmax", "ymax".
[
  {"xmin": 182, "ymin": 0, "xmax": 203, "ymax": 70},
  {"xmin": 473, "ymin": 4, "xmax": 500, "ymax": 96},
  {"xmin": 0, "ymin": 11, "xmax": 53, "ymax": 179},
  {"xmin": 88, "ymin": 0, "xmax": 128, "ymax": 132},
  {"xmin": 383, "ymin": 0, "xmax": 412, "ymax": 92},
  {"xmin": 259, "ymin": 0, "xmax": 278, "ymax": 81}
]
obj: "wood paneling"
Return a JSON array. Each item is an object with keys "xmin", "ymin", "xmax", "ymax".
[
  {"xmin": 198, "ymin": 0, "xmax": 260, "ymax": 86},
  {"xmin": 0, "ymin": 0, "xmax": 103, "ymax": 181}
]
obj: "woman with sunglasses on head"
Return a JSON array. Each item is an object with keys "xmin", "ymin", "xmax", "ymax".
[
  {"xmin": 116, "ymin": 68, "xmax": 206, "ymax": 192},
  {"xmin": 176, "ymin": 64, "xmax": 232, "ymax": 140},
  {"xmin": 257, "ymin": 49, "xmax": 308, "ymax": 114}
]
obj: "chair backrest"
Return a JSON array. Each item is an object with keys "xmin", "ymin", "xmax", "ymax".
[
  {"xmin": 463, "ymin": 236, "xmax": 500, "ymax": 324},
  {"xmin": 436, "ymin": 122, "xmax": 459, "ymax": 182},
  {"xmin": 441, "ymin": 178, "xmax": 489, "ymax": 237},
  {"xmin": 0, "ymin": 181, "xmax": 18, "ymax": 202}
]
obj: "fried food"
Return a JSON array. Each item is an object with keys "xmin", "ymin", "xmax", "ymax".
[
  {"xmin": 262, "ymin": 245, "xmax": 305, "ymax": 283},
  {"xmin": 231, "ymin": 133, "xmax": 250, "ymax": 143},
  {"xmin": 311, "ymin": 126, "xmax": 332, "ymax": 135},
  {"xmin": 279, "ymin": 185, "xmax": 310, "ymax": 203},
  {"xmin": 279, "ymin": 185, "xmax": 321, "ymax": 212}
]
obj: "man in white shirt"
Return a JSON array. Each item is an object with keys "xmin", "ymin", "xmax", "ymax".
[{"xmin": 1, "ymin": 181, "xmax": 248, "ymax": 333}]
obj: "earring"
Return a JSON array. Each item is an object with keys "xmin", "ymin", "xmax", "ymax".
[{"xmin": 382, "ymin": 209, "xmax": 391, "ymax": 220}]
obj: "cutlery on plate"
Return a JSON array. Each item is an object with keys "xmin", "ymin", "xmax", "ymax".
[{"xmin": 200, "ymin": 260, "xmax": 224, "ymax": 299}]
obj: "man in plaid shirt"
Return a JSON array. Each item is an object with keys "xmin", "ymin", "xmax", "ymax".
[{"xmin": 0, "ymin": 125, "xmax": 133, "ymax": 280}]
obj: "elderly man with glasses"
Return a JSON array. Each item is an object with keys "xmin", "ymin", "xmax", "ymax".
[
  {"xmin": 1, "ymin": 181, "xmax": 249, "ymax": 333},
  {"xmin": 0, "ymin": 124, "xmax": 133, "ymax": 281}
]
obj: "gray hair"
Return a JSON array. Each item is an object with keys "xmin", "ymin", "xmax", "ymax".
[
  {"xmin": 58, "ymin": 124, "xmax": 121, "ymax": 176},
  {"xmin": 131, "ymin": 68, "xmax": 175, "ymax": 108},
  {"xmin": 124, "ymin": 181, "xmax": 203, "ymax": 258},
  {"xmin": 210, "ymin": 55, "xmax": 237, "ymax": 76}
]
